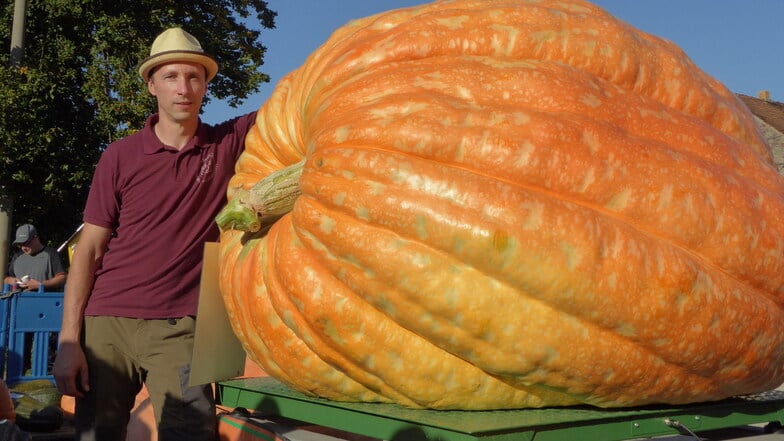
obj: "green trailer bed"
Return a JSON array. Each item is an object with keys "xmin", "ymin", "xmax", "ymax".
[{"xmin": 217, "ymin": 377, "xmax": 784, "ymax": 441}]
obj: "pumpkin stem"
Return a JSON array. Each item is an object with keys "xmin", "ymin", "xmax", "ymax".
[
  {"xmin": 215, "ymin": 193, "xmax": 261, "ymax": 233},
  {"xmin": 215, "ymin": 159, "xmax": 305, "ymax": 233}
]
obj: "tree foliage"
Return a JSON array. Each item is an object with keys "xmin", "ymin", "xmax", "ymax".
[{"xmin": 0, "ymin": 0, "xmax": 276, "ymax": 254}]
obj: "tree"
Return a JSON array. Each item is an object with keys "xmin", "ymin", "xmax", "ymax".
[{"xmin": 0, "ymin": 0, "xmax": 276, "ymax": 257}]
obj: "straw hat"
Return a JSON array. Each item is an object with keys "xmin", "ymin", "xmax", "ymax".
[{"xmin": 138, "ymin": 27, "xmax": 218, "ymax": 82}]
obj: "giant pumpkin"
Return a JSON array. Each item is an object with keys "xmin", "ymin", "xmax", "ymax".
[{"xmin": 216, "ymin": 0, "xmax": 784, "ymax": 409}]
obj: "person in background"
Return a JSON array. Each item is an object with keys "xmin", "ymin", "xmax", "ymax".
[
  {"xmin": 52, "ymin": 27, "xmax": 257, "ymax": 441},
  {"xmin": 3, "ymin": 223, "xmax": 67, "ymax": 292}
]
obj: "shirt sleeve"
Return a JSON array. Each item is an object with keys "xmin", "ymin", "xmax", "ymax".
[
  {"xmin": 83, "ymin": 144, "xmax": 122, "ymax": 229},
  {"xmin": 47, "ymin": 248, "xmax": 66, "ymax": 275},
  {"xmin": 7, "ymin": 253, "xmax": 18, "ymax": 278}
]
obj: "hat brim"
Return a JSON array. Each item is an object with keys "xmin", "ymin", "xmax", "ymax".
[{"xmin": 138, "ymin": 50, "xmax": 218, "ymax": 82}]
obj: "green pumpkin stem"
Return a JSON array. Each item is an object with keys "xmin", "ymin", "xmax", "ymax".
[{"xmin": 215, "ymin": 159, "xmax": 305, "ymax": 233}]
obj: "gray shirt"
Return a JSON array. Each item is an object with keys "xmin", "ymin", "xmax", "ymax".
[{"xmin": 7, "ymin": 247, "xmax": 66, "ymax": 290}]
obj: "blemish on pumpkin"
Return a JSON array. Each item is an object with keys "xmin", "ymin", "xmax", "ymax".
[
  {"xmin": 606, "ymin": 272, "xmax": 617, "ymax": 289},
  {"xmin": 366, "ymin": 181, "xmax": 385, "ymax": 196},
  {"xmin": 521, "ymin": 201, "xmax": 544, "ymax": 230},
  {"xmin": 513, "ymin": 140, "xmax": 536, "ymax": 168},
  {"xmin": 320, "ymin": 217, "xmax": 337, "ymax": 234},
  {"xmin": 415, "ymin": 214, "xmax": 429, "ymax": 240},
  {"xmin": 511, "ymin": 112, "xmax": 531, "ymax": 125},
  {"xmin": 615, "ymin": 322, "xmax": 636, "ymax": 337},
  {"xmin": 452, "ymin": 236, "xmax": 467, "ymax": 253},
  {"xmin": 656, "ymin": 184, "xmax": 674, "ymax": 212},
  {"xmin": 489, "ymin": 24, "xmax": 519, "ymax": 56},
  {"xmin": 492, "ymin": 230, "xmax": 510, "ymax": 252},
  {"xmin": 281, "ymin": 310, "xmax": 297, "ymax": 331},
  {"xmin": 355, "ymin": 206, "xmax": 370, "ymax": 221},
  {"xmin": 411, "ymin": 251, "xmax": 432, "ymax": 268},
  {"xmin": 605, "ymin": 188, "xmax": 632, "ymax": 211},
  {"xmin": 559, "ymin": 241, "xmax": 580, "ymax": 271},
  {"xmin": 639, "ymin": 107, "xmax": 677, "ymax": 123},
  {"xmin": 578, "ymin": 167, "xmax": 596, "ymax": 192},
  {"xmin": 582, "ymin": 40, "xmax": 597, "ymax": 58},
  {"xmin": 363, "ymin": 353, "xmax": 376, "ymax": 370},
  {"xmin": 581, "ymin": 130, "xmax": 601, "ymax": 155},
  {"xmin": 333, "ymin": 192, "xmax": 346, "ymax": 206},
  {"xmin": 375, "ymin": 102, "xmax": 429, "ymax": 121},
  {"xmin": 323, "ymin": 320, "xmax": 345, "ymax": 346},
  {"xmin": 334, "ymin": 126, "xmax": 351, "ymax": 143},
  {"xmin": 436, "ymin": 15, "xmax": 468, "ymax": 30},
  {"xmin": 303, "ymin": 280, "xmax": 322, "ymax": 302},
  {"xmin": 334, "ymin": 296, "xmax": 348, "ymax": 313},
  {"xmin": 579, "ymin": 93, "xmax": 601, "ymax": 108}
]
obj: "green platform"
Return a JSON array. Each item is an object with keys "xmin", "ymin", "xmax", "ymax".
[{"xmin": 217, "ymin": 377, "xmax": 784, "ymax": 441}]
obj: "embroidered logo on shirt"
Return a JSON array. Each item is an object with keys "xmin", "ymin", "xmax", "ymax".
[{"xmin": 196, "ymin": 149, "xmax": 215, "ymax": 184}]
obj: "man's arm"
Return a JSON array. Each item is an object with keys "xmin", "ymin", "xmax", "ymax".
[
  {"xmin": 32, "ymin": 272, "xmax": 67, "ymax": 292},
  {"xmin": 3, "ymin": 254, "xmax": 19, "ymax": 287},
  {"xmin": 52, "ymin": 222, "xmax": 112, "ymax": 397}
]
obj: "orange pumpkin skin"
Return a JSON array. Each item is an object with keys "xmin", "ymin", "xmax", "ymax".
[{"xmin": 219, "ymin": 0, "xmax": 784, "ymax": 409}]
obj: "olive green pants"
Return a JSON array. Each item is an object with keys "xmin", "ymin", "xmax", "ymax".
[{"xmin": 74, "ymin": 316, "xmax": 215, "ymax": 441}]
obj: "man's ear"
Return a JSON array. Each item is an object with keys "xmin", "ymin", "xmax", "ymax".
[{"xmin": 147, "ymin": 78, "xmax": 157, "ymax": 96}]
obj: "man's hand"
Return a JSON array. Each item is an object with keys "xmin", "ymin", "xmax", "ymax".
[
  {"xmin": 18, "ymin": 278, "xmax": 40, "ymax": 291},
  {"xmin": 52, "ymin": 342, "xmax": 90, "ymax": 397}
]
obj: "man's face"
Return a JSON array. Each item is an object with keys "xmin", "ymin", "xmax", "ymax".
[
  {"xmin": 18, "ymin": 236, "xmax": 38, "ymax": 255},
  {"xmin": 147, "ymin": 62, "xmax": 208, "ymax": 123}
]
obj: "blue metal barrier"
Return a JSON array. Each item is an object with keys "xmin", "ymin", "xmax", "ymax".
[{"xmin": 1, "ymin": 285, "xmax": 63, "ymax": 383}]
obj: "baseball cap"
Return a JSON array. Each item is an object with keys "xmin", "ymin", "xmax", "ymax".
[{"xmin": 13, "ymin": 224, "xmax": 37, "ymax": 245}]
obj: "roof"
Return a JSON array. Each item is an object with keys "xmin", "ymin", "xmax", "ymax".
[
  {"xmin": 737, "ymin": 93, "xmax": 784, "ymax": 173},
  {"xmin": 737, "ymin": 94, "xmax": 784, "ymax": 134}
]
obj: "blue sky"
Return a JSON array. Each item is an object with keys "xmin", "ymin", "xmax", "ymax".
[{"xmin": 202, "ymin": 0, "xmax": 784, "ymax": 124}]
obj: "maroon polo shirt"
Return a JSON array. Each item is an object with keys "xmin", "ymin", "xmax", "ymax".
[{"xmin": 83, "ymin": 112, "xmax": 257, "ymax": 319}]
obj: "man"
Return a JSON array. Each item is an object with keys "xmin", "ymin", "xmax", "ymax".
[
  {"xmin": 3, "ymin": 223, "xmax": 67, "ymax": 292},
  {"xmin": 52, "ymin": 27, "xmax": 257, "ymax": 441}
]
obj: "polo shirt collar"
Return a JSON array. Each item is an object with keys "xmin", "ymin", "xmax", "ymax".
[{"xmin": 142, "ymin": 113, "xmax": 210, "ymax": 154}]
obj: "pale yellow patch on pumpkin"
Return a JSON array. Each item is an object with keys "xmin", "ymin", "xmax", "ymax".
[
  {"xmin": 578, "ymin": 167, "xmax": 596, "ymax": 193},
  {"xmin": 319, "ymin": 216, "xmax": 337, "ymax": 234},
  {"xmin": 615, "ymin": 322, "xmax": 636, "ymax": 338},
  {"xmin": 513, "ymin": 140, "xmax": 537, "ymax": 168},
  {"xmin": 656, "ymin": 184, "xmax": 674, "ymax": 213},
  {"xmin": 521, "ymin": 201, "xmax": 545, "ymax": 230},
  {"xmin": 334, "ymin": 295, "xmax": 349, "ymax": 313},
  {"xmin": 582, "ymin": 39, "xmax": 597, "ymax": 57},
  {"xmin": 333, "ymin": 126, "xmax": 351, "ymax": 143},
  {"xmin": 605, "ymin": 188, "xmax": 632, "ymax": 211},
  {"xmin": 415, "ymin": 214, "xmax": 429, "ymax": 240},
  {"xmin": 436, "ymin": 15, "xmax": 468, "ymax": 30},
  {"xmin": 559, "ymin": 241, "xmax": 580, "ymax": 271},
  {"xmin": 606, "ymin": 272, "xmax": 618, "ymax": 289},
  {"xmin": 639, "ymin": 107, "xmax": 677, "ymax": 123},
  {"xmin": 579, "ymin": 93, "xmax": 602, "ymax": 108},
  {"xmin": 323, "ymin": 320, "xmax": 344, "ymax": 347},
  {"xmin": 554, "ymin": 1, "xmax": 593, "ymax": 13},
  {"xmin": 332, "ymin": 192, "xmax": 346, "ymax": 206},
  {"xmin": 489, "ymin": 24, "xmax": 520, "ymax": 56},
  {"xmin": 370, "ymin": 102, "xmax": 428, "ymax": 122},
  {"xmin": 355, "ymin": 206, "xmax": 370, "ymax": 221},
  {"xmin": 450, "ymin": 37, "xmax": 479, "ymax": 52}
]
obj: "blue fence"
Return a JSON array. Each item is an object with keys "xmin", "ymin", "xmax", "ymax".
[{"xmin": 1, "ymin": 285, "xmax": 63, "ymax": 384}]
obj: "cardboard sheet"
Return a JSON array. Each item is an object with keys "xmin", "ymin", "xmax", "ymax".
[{"xmin": 191, "ymin": 242, "xmax": 246, "ymax": 386}]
